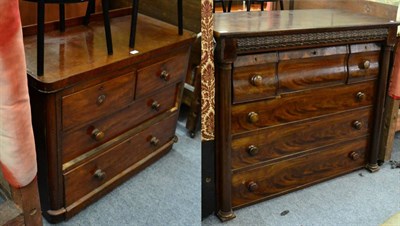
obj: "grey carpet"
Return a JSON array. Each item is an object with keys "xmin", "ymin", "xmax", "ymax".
[
  {"xmin": 43, "ymin": 108, "xmax": 201, "ymax": 225},
  {"xmin": 202, "ymin": 133, "xmax": 400, "ymax": 226}
]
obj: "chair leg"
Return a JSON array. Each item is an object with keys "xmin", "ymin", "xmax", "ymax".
[
  {"xmin": 246, "ymin": 0, "xmax": 251, "ymax": 11},
  {"xmin": 227, "ymin": 0, "xmax": 232, "ymax": 12},
  {"xmin": 129, "ymin": 0, "xmax": 139, "ymax": 48},
  {"xmin": 59, "ymin": 3, "xmax": 65, "ymax": 32},
  {"xmin": 280, "ymin": 0, "xmax": 284, "ymax": 10},
  {"xmin": 101, "ymin": 0, "xmax": 113, "ymax": 54},
  {"xmin": 221, "ymin": 0, "xmax": 226, "ymax": 12},
  {"xmin": 37, "ymin": 0, "xmax": 45, "ymax": 76},
  {"xmin": 260, "ymin": 1, "xmax": 264, "ymax": 11},
  {"xmin": 84, "ymin": 0, "xmax": 95, "ymax": 25},
  {"xmin": 177, "ymin": 0, "xmax": 183, "ymax": 35}
]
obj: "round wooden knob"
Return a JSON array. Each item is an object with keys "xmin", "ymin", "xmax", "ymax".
[
  {"xmin": 151, "ymin": 101, "xmax": 161, "ymax": 111},
  {"xmin": 363, "ymin": 60, "xmax": 370, "ymax": 69},
  {"xmin": 247, "ymin": 181, "xmax": 258, "ymax": 192},
  {"xmin": 247, "ymin": 145, "xmax": 259, "ymax": 156},
  {"xmin": 97, "ymin": 94, "xmax": 106, "ymax": 105},
  {"xmin": 356, "ymin": 92, "xmax": 366, "ymax": 102},
  {"xmin": 352, "ymin": 121, "xmax": 363, "ymax": 130},
  {"xmin": 247, "ymin": 112, "xmax": 259, "ymax": 123},
  {"xmin": 349, "ymin": 151, "xmax": 360, "ymax": 161},
  {"xmin": 150, "ymin": 136, "xmax": 160, "ymax": 146},
  {"xmin": 250, "ymin": 75, "xmax": 263, "ymax": 87},
  {"xmin": 160, "ymin": 70, "xmax": 170, "ymax": 81},
  {"xmin": 91, "ymin": 128, "xmax": 105, "ymax": 141},
  {"xmin": 93, "ymin": 169, "xmax": 106, "ymax": 180}
]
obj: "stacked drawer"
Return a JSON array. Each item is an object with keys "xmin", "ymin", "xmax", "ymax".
[
  {"xmin": 59, "ymin": 50, "xmax": 188, "ymax": 212},
  {"xmin": 230, "ymin": 43, "xmax": 381, "ymax": 208}
]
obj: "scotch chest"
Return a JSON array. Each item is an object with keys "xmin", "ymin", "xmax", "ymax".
[
  {"xmin": 213, "ymin": 9, "xmax": 398, "ymax": 221},
  {"xmin": 24, "ymin": 14, "xmax": 194, "ymax": 222}
]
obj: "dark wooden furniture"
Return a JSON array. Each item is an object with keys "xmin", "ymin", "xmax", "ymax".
[
  {"xmin": 24, "ymin": 13, "xmax": 194, "ymax": 223},
  {"xmin": 25, "ymin": 0, "xmax": 113, "ymax": 76},
  {"xmin": 0, "ymin": 176, "xmax": 42, "ymax": 226},
  {"xmin": 213, "ymin": 9, "xmax": 398, "ymax": 221}
]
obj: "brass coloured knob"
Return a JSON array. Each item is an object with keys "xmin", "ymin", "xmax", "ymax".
[
  {"xmin": 349, "ymin": 151, "xmax": 360, "ymax": 161},
  {"xmin": 151, "ymin": 101, "xmax": 161, "ymax": 111},
  {"xmin": 352, "ymin": 121, "xmax": 363, "ymax": 130},
  {"xmin": 150, "ymin": 136, "xmax": 160, "ymax": 146},
  {"xmin": 247, "ymin": 145, "xmax": 259, "ymax": 156},
  {"xmin": 247, "ymin": 112, "xmax": 259, "ymax": 123},
  {"xmin": 160, "ymin": 70, "xmax": 170, "ymax": 81},
  {"xmin": 356, "ymin": 92, "xmax": 366, "ymax": 102},
  {"xmin": 247, "ymin": 181, "xmax": 259, "ymax": 192},
  {"xmin": 363, "ymin": 60, "xmax": 370, "ymax": 69},
  {"xmin": 92, "ymin": 128, "xmax": 105, "ymax": 141},
  {"xmin": 250, "ymin": 75, "xmax": 263, "ymax": 87},
  {"xmin": 93, "ymin": 169, "xmax": 106, "ymax": 180},
  {"xmin": 97, "ymin": 94, "xmax": 106, "ymax": 105}
]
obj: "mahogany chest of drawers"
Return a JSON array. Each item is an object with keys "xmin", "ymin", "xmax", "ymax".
[
  {"xmin": 213, "ymin": 9, "xmax": 398, "ymax": 221},
  {"xmin": 24, "ymin": 14, "xmax": 194, "ymax": 222}
]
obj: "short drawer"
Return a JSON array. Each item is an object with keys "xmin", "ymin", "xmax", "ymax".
[
  {"xmin": 231, "ymin": 137, "xmax": 368, "ymax": 208},
  {"xmin": 62, "ymin": 73, "xmax": 135, "ymax": 130},
  {"xmin": 348, "ymin": 43, "xmax": 381, "ymax": 82},
  {"xmin": 278, "ymin": 46, "xmax": 348, "ymax": 93},
  {"xmin": 63, "ymin": 113, "xmax": 179, "ymax": 206},
  {"xmin": 62, "ymin": 83, "xmax": 179, "ymax": 164},
  {"xmin": 231, "ymin": 108, "xmax": 373, "ymax": 170},
  {"xmin": 136, "ymin": 51, "xmax": 187, "ymax": 98},
  {"xmin": 232, "ymin": 52, "xmax": 278, "ymax": 103},
  {"xmin": 231, "ymin": 81, "xmax": 376, "ymax": 134}
]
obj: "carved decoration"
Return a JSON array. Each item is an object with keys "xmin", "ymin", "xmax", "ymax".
[{"xmin": 237, "ymin": 28, "xmax": 389, "ymax": 52}]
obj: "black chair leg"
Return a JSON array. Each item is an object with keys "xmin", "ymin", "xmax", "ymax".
[
  {"xmin": 101, "ymin": 0, "xmax": 113, "ymax": 54},
  {"xmin": 84, "ymin": 0, "xmax": 95, "ymax": 25},
  {"xmin": 221, "ymin": 0, "xmax": 226, "ymax": 12},
  {"xmin": 178, "ymin": 0, "xmax": 183, "ymax": 34},
  {"xmin": 227, "ymin": 0, "xmax": 232, "ymax": 12},
  {"xmin": 246, "ymin": 0, "xmax": 251, "ymax": 11},
  {"xmin": 260, "ymin": 1, "xmax": 264, "ymax": 11},
  {"xmin": 59, "ymin": 3, "xmax": 65, "ymax": 32},
  {"xmin": 129, "ymin": 0, "xmax": 139, "ymax": 48},
  {"xmin": 37, "ymin": 0, "xmax": 45, "ymax": 76},
  {"xmin": 279, "ymin": 0, "xmax": 284, "ymax": 10}
]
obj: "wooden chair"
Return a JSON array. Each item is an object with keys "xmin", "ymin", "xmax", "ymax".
[
  {"xmin": 0, "ymin": 174, "xmax": 42, "ymax": 226},
  {"xmin": 182, "ymin": 34, "xmax": 201, "ymax": 138},
  {"xmin": 246, "ymin": 0, "xmax": 284, "ymax": 11},
  {"xmin": 129, "ymin": 0, "xmax": 183, "ymax": 48},
  {"xmin": 25, "ymin": 0, "xmax": 113, "ymax": 76}
]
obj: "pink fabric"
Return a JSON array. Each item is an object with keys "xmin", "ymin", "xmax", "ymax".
[
  {"xmin": 0, "ymin": 0, "xmax": 37, "ymax": 188},
  {"xmin": 389, "ymin": 44, "xmax": 400, "ymax": 100}
]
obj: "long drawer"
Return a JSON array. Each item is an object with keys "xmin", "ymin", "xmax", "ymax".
[
  {"xmin": 231, "ymin": 137, "xmax": 369, "ymax": 208},
  {"xmin": 62, "ymin": 83, "xmax": 180, "ymax": 164},
  {"xmin": 231, "ymin": 81, "xmax": 376, "ymax": 134},
  {"xmin": 63, "ymin": 113, "xmax": 178, "ymax": 206},
  {"xmin": 231, "ymin": 107, "xmax": 373, "ymax": 170}
]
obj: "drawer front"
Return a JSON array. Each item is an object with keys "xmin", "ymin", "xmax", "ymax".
[
  {"xmin": 348, "ymin": 43, "xmax": 381, "ymax": 82},
  {"xmin": 278, "ymin": 55, "xmax": 347, "ymax": 93},
  {"xmin": 231, "ymin": 108, "xmax": 373, "ymax": 170},
  {"xmin": 136, "ymin": 52, "xmax": 187, "ymax": 98},
  {"xmin": 232, "ymin": 64, "xmax": 277, "ymax": 103},
  {"xmin": 64, "ymin": 113, "xmax": 178, "ymax": 206},
  {"xmin": 62, "ymin": 73, "xmax": 135, "ymax": 130},
  {"xmin": 62, "ymin": 83, "xmax": 179, "ymax": 164},
  {"xmin": 231, "ymin": 137, "xmax": 368, "ymax": 208},
  {"xmin": 233, "ymin": 52, "xmax": 278, "ymax": 103},
  {"xmin": 231, "ymin": 81, "xmax": 376, "ymax": 134}
]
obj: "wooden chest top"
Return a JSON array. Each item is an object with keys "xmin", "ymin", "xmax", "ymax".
[{"xmin": 23, "ymin": 13, "xmax": 195, "ymax": 92}]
